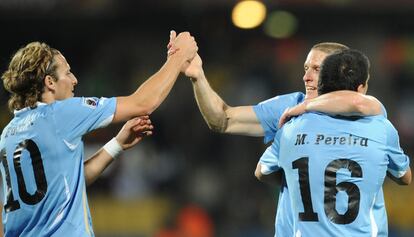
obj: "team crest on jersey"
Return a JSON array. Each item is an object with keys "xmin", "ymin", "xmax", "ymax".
[{"xmin": 82, "ymin": 97, "xmax": 99, "ymax": 109}]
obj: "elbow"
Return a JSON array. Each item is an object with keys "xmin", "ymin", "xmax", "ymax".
[
  {"xmin": 255, "ymin": 171, "xmax": 263, "ymax": 181},
  {"xmin": 133, "ymin": 101, "xmax": 157, "ymax": 116},
  {"xmin": 138, "ymin": 97, "xmax": 160, "ymax": 115},
  {"xmin": 84, "ymin": 175, "xmax": 93, "ymax": 186},
  {"xmin": 207, "ymin": 122, "xmax": 227, "ymax": 133},
  {"xmin": 398, "ymin": 178, "xmax": 411, "ymax": 186},
  {"xmin": 208, "ymin": 104, "xmax": 231, "ymax": 133},
  {"xmin": 205, "ymin": 116, "xmax": 228, "ymax": 134},
  {"xmin": 353, "ymin": 94, "xmax": 382, "ymax": 116},
  {"xmin": 352, "ymin": 95, "xmax": 368, "ymax": 115},
  {"xmin": 254, "ymin": 163, "xmax": 263, "ymax": 181},
  {"xmin": 141, "ymin": 105, "xmax": 155, "ymax": 116},
  {"xmin": 401, "ymin": 169, "xmax": 412, "ymax": 185}
]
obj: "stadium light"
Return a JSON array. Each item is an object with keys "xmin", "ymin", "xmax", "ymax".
[{"xmin": 232, "ymin": 0, "xmax": 267, "ymax": 29}]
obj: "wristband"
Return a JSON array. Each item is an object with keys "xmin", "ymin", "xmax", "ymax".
[{"xmin": 103, "ymin": 137, "xmax": 123, "ymax": 159}]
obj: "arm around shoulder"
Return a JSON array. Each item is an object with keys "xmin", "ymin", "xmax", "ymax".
[{"xmin": 306, "ymin": 90, "xmax": 383, "ymax": 116}]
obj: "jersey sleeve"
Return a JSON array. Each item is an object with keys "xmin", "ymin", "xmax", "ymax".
[
  {"xmin": 259, "ymin": 131, "xmax": 282, "ymax": 175},
  {"xmin": 253, "ymin": 92, "xmax": 304, "ymax": 144},
  {"xmin": 51, "ymin": 97, "xmax": 117, "ymax": 140},
  {"xmin": 384, "ymin": 121, "xmax": 410, "ymax": 178}
]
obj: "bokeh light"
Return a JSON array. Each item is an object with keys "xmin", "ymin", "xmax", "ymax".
[
  {"xmin": 232, "ymin": 0, "xmax": 267, "ymax": 29},
  {"xmin": 264, "ymin": 10, "xmax": 298, "ymax": 39}
]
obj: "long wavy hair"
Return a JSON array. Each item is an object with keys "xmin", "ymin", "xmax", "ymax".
[{"xmin": 2, "ymin": 42, "xmax": 60, "ymax": 112}]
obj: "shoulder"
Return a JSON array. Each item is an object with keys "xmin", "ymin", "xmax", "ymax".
[
  {"xmin": 51, "ymin": 97, "xmax": 115, "ymax": 110},
  {"xmin": 257, "ymin": 92, "xmax": 305, "ymax": 106}
]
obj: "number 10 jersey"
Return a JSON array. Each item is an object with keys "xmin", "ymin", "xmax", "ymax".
[{"xmin": 0, "ymin": 97, "xmax": 116, "ymax": 236}]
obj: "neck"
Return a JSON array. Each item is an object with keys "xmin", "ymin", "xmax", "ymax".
[{"xmin": 41, "ymin": 92, "xmax": 56, "ymax": 104}]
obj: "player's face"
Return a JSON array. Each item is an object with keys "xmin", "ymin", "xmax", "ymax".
[
  {"xmin": 303, "ymin": 49, "xmax": 328, "ymax": 99},
  {"xmin": 52, "ymin": 54, "xmax": 78, "ymax": 100}
]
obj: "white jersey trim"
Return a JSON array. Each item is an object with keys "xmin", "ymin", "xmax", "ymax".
[{"xmin": 370, "ymin": 195, "xmax": 378, "ymax": 237}]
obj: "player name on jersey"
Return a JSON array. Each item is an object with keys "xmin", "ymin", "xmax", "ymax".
[{"xmin": 295, "ymin": 133, "xmax": 368, "ymax": 147}]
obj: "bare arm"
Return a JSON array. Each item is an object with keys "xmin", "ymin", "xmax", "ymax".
[
  {"xmin": 306, "ymin": 90, "xmax": 382, "ymax": 116},
  {"xmin": 387, "ymin": 168, "xmax": 412, "ymax": 186},
  {"xmin": 112, "ymin": 32, "xmax": 198, "ymax": 123},
  {"xmin": 192, "ymin": 75, "xmax": 263, "ymax": 135},
  {"xmin": 279, "ymin": 90, "xmax": 383, "ymax": 127},
  {"xmin": 184, "ymin": 54, "xmax": 264, "ymax": 136},
  {"xmin": 84, "ymin": 117, "xmax": 153, "ymax": 185}
]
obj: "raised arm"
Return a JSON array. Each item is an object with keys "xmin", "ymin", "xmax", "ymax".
[
  {"xmin": 184, "ymin": 54, "xmax": 264, "ymax": 136},
  {"xmin": 112, "ymin": 32, "xmax": 198, "ymax": 123},
  {"xmin": 279, "ymin": 90, "xmax": 383, "ymax": 127},
  {"xmin": 84, "ymin": 116, "xmax": 153, "ymax": 185}
]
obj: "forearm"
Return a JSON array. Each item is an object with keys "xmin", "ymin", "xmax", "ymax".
[
  {"xmin": 387, "ymin": 168, "xmax": 412, "ymax": 185},
  {"xmin": 84, "ymin": 149, "xmax": 114, "ymax": 186},
  {"xmin": 191, "ymin": 72, "xmax": 229, "ymax": 133},
  {"xmin": 306, "ymin": 90, "xmax": 382, "ymax": 116},
  {"xmin": 113, "ymin": 54, "xmax": 187, "ymax": 122},
  {"xmin": 387, "ymin": 167, "xmax": 412, "ymax": 185}
]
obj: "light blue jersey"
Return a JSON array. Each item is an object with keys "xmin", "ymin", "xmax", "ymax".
[
  {"xmin": 255, "ymin": 93, "xmax": 391, "ymax": 237},
  {"xmin": 264, "ymin": 113, "xmax": 409, "ymax": 237},
  {"xmin": 253, "ymin": 92, "xmax": 304, "ymax": 237},
  {"xmin": 0, "ymin": 97, "xmax": 116, "ymax": 236},
  {"xmin": 254, "ymin": 92, "xmax": 305, "ymax": 144}
]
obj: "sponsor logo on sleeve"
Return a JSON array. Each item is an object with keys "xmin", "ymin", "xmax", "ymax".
[{"xmin": 82, "ymin": 97, "xmax": 99, "ymax": 109}]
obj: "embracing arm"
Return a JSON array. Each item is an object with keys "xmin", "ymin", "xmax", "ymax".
[
  {"xmin": 305, "ymin": 90, "xmax": 382, "ymax": 116},
  {"xmin": 279, "ymin": 91, "xmax": 383, "ymax": 127},
  {"xmin": 112, "ymin": 32, "xmax": 198, "ymax": 123},
  {"xmin": 84, "ymin": 117, "xmax": 153, "ymax": 186}
]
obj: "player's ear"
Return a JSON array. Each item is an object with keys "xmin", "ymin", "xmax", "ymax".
[
  {"xmin": 44, "ymin": 75, "xmax": 56, "ymax": 91},
  {"xmin": 357, "ymin": 83, "xmax": 368, "ymax": 94}
]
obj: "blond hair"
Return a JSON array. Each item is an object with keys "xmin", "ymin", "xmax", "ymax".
[
  {"xmin": 312, "ymin": 42, "xmax": 349, "ymax": 55},
  {"xmin": 2, "ymin": 42, "xmax": 60, "ymax": 112}
]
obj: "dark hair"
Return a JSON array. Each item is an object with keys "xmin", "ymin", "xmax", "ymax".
[{"xmin": 318, "ymin": 49, "xmax": 370, "ymax": 95}]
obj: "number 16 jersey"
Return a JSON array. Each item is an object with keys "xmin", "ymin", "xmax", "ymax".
[{"xmin": 270, "ymin": 113, "xmax": 409, "ymax": 237}]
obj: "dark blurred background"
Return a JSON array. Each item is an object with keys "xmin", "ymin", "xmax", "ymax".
[{"xmin": 1, "ymin": 0, "xmax": 413, "ymax": 236}]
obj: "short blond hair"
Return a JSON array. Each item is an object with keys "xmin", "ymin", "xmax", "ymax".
[{"xmin": 312, "ymin": 42, "xmax": 349, "ymax": 55}]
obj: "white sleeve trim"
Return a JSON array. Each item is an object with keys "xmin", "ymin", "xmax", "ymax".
[
  {"xmin": 97, "ymin": 114, "xmax": 114, "ymax": 128},
  {"xmin": 387, "ymin": 168, "xmax": 407, "ymax": 178},
  {"xmin": 260, "ymin": 162, "xmax": 279, "ymax": 175}
]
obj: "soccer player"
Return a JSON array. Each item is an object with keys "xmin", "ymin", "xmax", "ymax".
[
  {"xmin": 168, "ymin": 34, "xmax": 384, "ymax": 236},
  {"xmin": 260, "ymin": 49, "xmax": 411, "ymax": 236},
  {"xmin": 0, "ymin": 32, "xmax": 197, "ymax": 236}
]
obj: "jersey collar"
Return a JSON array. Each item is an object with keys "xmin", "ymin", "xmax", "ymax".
[{"xmin": 14, "ymin": 102, "xmax": 47, "ymax": 115}]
